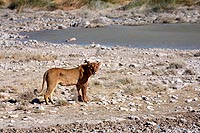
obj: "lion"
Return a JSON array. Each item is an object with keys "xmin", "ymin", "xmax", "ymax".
[{"xmin": 34, "ymin": 61, "xmax": 101, "ymax": 105}]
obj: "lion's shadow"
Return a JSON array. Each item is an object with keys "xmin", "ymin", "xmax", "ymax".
[{"xmin": 30, "ymin": 98, "xmax": 43, "ymax": 104}]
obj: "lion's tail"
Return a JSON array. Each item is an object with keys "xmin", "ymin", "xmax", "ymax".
[{"xmin": 34, "ymin": 71, "xmax": 47, "ymax": 96}]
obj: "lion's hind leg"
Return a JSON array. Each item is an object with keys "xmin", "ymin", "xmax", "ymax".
[
  {"xmin": 48, "ymin": 93, "xmax": 54, "ymax": 104},
  {"xmin": 44, "ymin": 82, "xmax": 57, "ymax": 105},
  {"xmin": 44, "ymin": 90, "xmax": 55, "ymax": 105}
]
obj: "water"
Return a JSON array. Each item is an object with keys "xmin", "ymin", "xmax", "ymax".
[{"xmin": 23, "ymin": 24, "xmax": 200, "ymax": 50}]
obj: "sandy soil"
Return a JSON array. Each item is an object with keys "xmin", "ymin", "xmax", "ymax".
[{"xmin": 0, "ymin": 7, "xmax": 200, "ymax": 132}]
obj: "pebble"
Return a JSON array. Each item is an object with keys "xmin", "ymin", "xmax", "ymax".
[
  {"xmin": 22, "ymin": 116, "xmax": 33, "ymax": 121},
  {"xmin": 66, "ymin": 37, "xmax": 76, "ymax": 42},
  {"xmin": 10, "ymin": 120, "xmax": 15, "ymax": 123},
  {"xmin": 130, "ymin": 108, "xmax": 137, "ymax": 112},
  {"xmin": 146, "ymin": 121, "xmax": 157, "ymax": 126},
  {"xmin": 141, "ymin": 95, "xmax": 150, "ymax": 101},
  {"xmin": 9, "ymin": 114, "xmax": 18, "ymax": 118},
  {"xmin": 185, "ymin": 99, "xmax": 193, "ymax": 103},
  {"xmin": 34, "ymin": 106, "xmax": 45, "ymax": 113},
  {"xmin": 119, "ymin": 107, "xmax": 129, "ymax": 111},
  {"xmin": 170, "ymin": 99, "xmax": 177, "ymax": 103},
  {"xmin": 127, "ymin": 116, "xmax": 140, "ymax": 121},
  {"xmin": 68, "ymin": 100, "xmax": 76, "ymax": 105},
  {"xmin": 171, "ymin": 95, "xmax": 178, "ymax": 99},
  {"xmin": 147, "ymin": 106, "xmax": 154, "ymax": 111}
]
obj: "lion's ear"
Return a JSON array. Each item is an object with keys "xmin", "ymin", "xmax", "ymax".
[
  {"xmin": 97, "ymin": 62, "xmax": 101, "ymax": 67},
  {"xmin": 84, "ymin": 60, "xmax": 90, "ymax": 64}
]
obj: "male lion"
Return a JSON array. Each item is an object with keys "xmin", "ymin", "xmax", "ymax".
[{"xmin": 34, "ymin": 61, "xmax": 101, "ymax": 105}]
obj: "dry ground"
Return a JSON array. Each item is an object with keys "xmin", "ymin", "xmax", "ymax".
[
  {"xmin": 0, "ymin": 42, "xmax": 200, "ymax": 132},
  {"xmin": 0, "ymin": 5, "xmax": 200, "ymax": 132}
]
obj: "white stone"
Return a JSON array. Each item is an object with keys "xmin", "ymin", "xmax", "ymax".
[
  {"xmin": 147, "ymin": 106, "xmax": 154, "ymax": 111},
  {"xmin": 119, "ymin": 107, "xmax": 129, "ymax": 111},
  {"xmin": 9, "ymin": 114, "xmax": 19, "ymax": 118},
  {"xmin": 185, "ymin": 99, "xmax": 193, "ymax": 103},
  {"xmin": 10, "ymin": 120, "xmax": 15, "ymax": 123}
]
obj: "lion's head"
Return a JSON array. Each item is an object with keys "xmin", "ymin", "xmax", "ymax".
[{"xmin": 83, "ymin": 60, "xmax": 101, "ymax": 75}]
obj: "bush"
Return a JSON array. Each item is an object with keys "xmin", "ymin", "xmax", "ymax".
[
  {"xmin": 120, "ymin": 0, "xmax": 198, "ymax": 11},
  {"xmin": 3, "ymin": 0, "xmax": 198, "ymax": 11},
  {"xmin": 7, "ymin": 0, "xmax": 56, "ymax": 11}
]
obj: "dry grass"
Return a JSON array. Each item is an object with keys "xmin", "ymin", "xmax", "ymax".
[
  {"xmin": 18, "ymin": 91, "xmax": 35, "ymax": 102},
  {"xmin": 0, "ymin": 52, "xmax": 57, "ymax": 61},
  {"xmin": 167, "ymin": 61, "xmax": 185, "ymax": 69},
  {"xmin": 56, "ymin": 99, "xmax": 68, "ymax": 106},
  {"xmin": 1, "ymin": 0, "xmax": 197, "ymax": 11},
  {"xmin": 124, "ymin": 83, "xmax": 145, "ymax": 95},
  {"xmin": 183, "ymin": 69, "xmax": 195, "ymax": 75},
  {"xmin": 0, "ymin": 93, "xmax": 5, "ymax": 99},
  {"xmin": 29, "ymin": 54, "xmax": 58, "ymax": 61},
  {"xmin": 151, "ymin": 69, "xmax": 164, "ymax": 76},
  {"xmin": 1, "ymin": 86, "xmax": 18, "ymax": 93},
  {"xmin": 0, "ymin": 88, "xmax": 7, "ymax": 93},
  {"xmin": 0, "ymin": 53, "xmax": 5, "ymax": 59},
  {"xmin": 124, "ymin": 81, "xmax": 167, "ymax": 96},
  {"xmin": 0, "ymin": 103, "xmax": 7, "ymax": 111},
  {"xmin": 116, "ymin": 77, "xmax": 134, "ymax": 85},
  {"xmin": 121, "ymin": 0, "xmax": 199, "ymax": 11},
  {"xmin": 90, "ymin": 80, "xmax": 103, "ymax": 87},
  {"xmin": 15, "ymin": 105, "xmax": 27, "ymax": 110}
]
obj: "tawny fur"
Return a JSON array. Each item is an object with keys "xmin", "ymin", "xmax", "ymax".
[{"xmin": 34, "ymin": 61, "xmax": 101, "ymax": 105}]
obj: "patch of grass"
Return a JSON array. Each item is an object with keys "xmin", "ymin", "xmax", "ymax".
[
  {"xmin": 56, "ymin": 99, "xmax": 68, "ymax": 106},
  {"xmin": 120, "ymin": 0, "xmax": 145, "ymax": 10},
  {"xmin": 15, "ymin": 105, "xmax": 27, "ymax": 110},
  {"xmin": 116, "ymin": 77, "xmax": 133, "ymax": 85},
  {"xmin": 54, "ymin": 0, "xmax": 87, "ymax": 10},
  {"xmin": 0, "ymin": 54, "xmax": 5, "ymax": 59},
  {"xmin": 183, "ymin": 69, "xmax": 195, "ymax": 75},
  {"xmin": 164, "ymin": 69, "xmax": 177, "ymax": 75},
  {"xmin": 1, "ymin": 86, "xmax": 18, "ymax": 93},
  {"xmin": 2, "ymin": 0, "xmax": 56, "ymax": 12},
  {"xmin": 151, "ymin": 69, "xmax": 164, "ymax": 76},
  {"xmin": 7, "ymin": 0, "xmax": 55, "ymax": 9},
  {"xmin": 0, "ymin": 0, "xmax": 5, "ymax": 7},
  {"xmin": 90, "ymin": 80, "xmax": 103, "ymax": 88},
  {"xmin": 124, "ymin": 82, "xmax": 167, "ymax": 96},
  {"xmin": 18, "ymin": 91, "xmax": 35, "ymax": 102},
  {"xmin": 2, "ymin": 0, "xmax": 198, "ymax": 11},
  {"xmin": 68, "ymin": 53, "xmax": 82, "ymax": 57},
  {"xmin": 145, "ymin": 82, "xmax": 167, "ymax": 92},
  {"xmin": 87, "ymin": 0, "xmax": 110, "ymax": 9},
  {"xmin": 0, "ymin": 103, "xmax": 7, "ymax": 110},
  {"xmin": 2, "ymin": 52, "xmax": 57, "ymax": 61},
  {"xmin": 0, "ymin": 88, "xmax": 7, "ymax": 93},
  {"xmin": 124, "ymin": 83, "xmax": 144, "ymax": 95},
  {"xmin": 120, "ymin": 0, "xmax": 198, "ymax": 11},
  {"xmin": 29, "ymin": 54, "xmax": 58, "ymax": 61},
  {"xmin": 176, "ymin": 0, "xmax": 197, "ymax": 6},
  {"xmin": 167, "ymin": 61, "xmax": 185, "ymax": 69},
  {"xmin": 0, "ymin": 93, "xmax": 5, "ymax": 99}
]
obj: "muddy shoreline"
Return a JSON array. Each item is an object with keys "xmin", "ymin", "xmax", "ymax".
[{"xmin": 0, "ymin": 6, "xmax": 200, "ymax": 132}]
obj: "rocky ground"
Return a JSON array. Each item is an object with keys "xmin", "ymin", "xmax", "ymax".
[{"xmin": 0, "ymin": 5, "xmax": 200, "ymax": 133}]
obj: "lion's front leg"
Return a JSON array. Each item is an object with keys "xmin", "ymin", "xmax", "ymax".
[
  {"xmin": 76, "ymin": 85, "xmax": 83, "ymax": 102},
  {"xmin": 81, "ymin": 83, "xmax": 89, "ymax": 102},
  {"xmin": 76, "ymin": 83, "xmax": 89, "ymax": 102}
]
